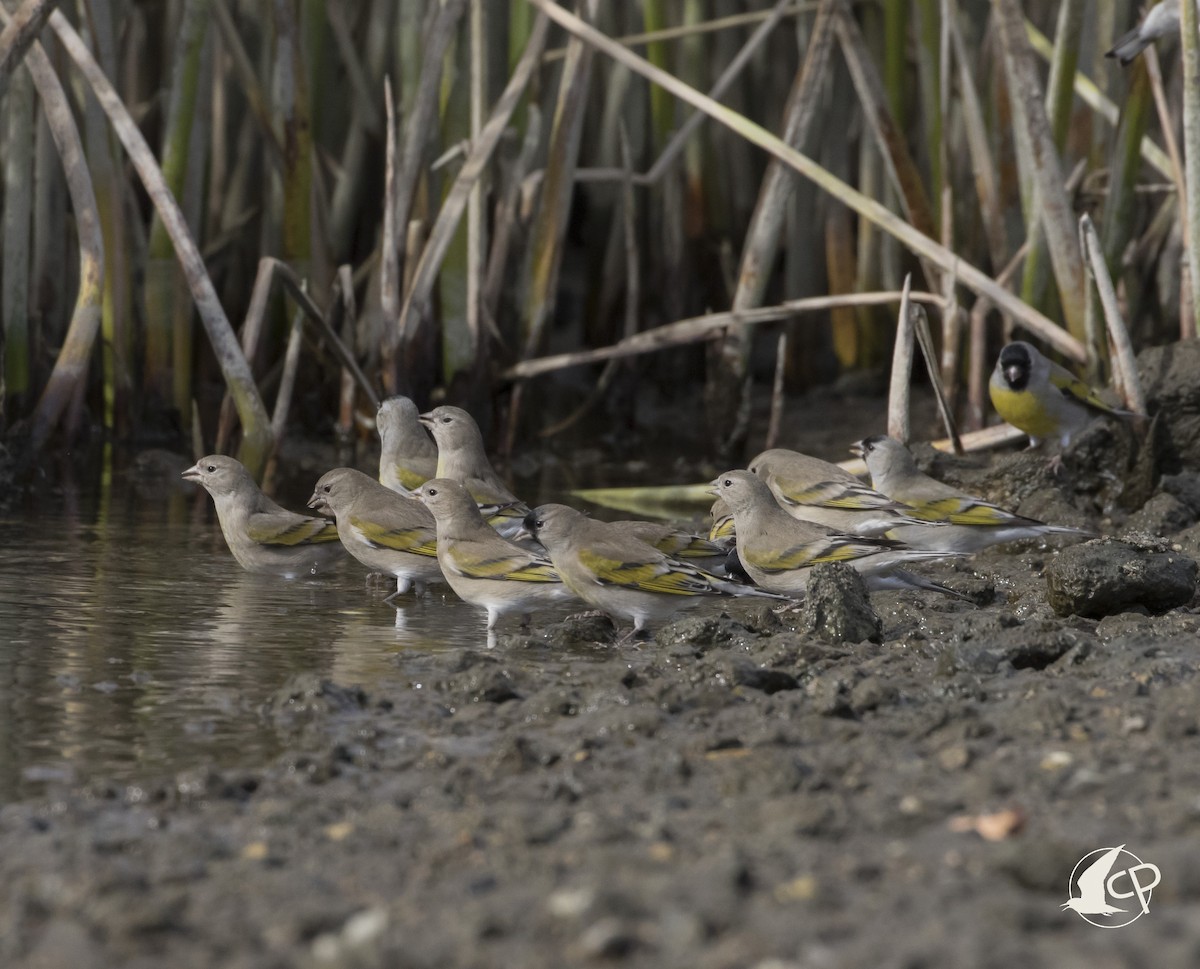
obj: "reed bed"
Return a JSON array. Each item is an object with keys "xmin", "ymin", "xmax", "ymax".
[{"xmin": 0, "ymin": 0, "xmax": 1187, "ymax": 476}]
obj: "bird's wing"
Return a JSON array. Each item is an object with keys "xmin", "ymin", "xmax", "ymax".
[
  {"xmin": 349, "ymin": 515, "xmax": 439, "ymax": 557},
  {"xmin": 1048, "ymin": 365, "xmax": 1132, "ymax": 417},
  {"xmin": 709, "ymin": 513, "xmax": 736, "ymax": 542},
  {"xmin": 246, "ymin": 513, "xmax": 339, "ymax": 547},
  {"xmin": 742, "ymin": 534, "xmax": 892, "ymax": 574},
  {"xmin": 443, "ymin": 542, "xmax": 561, "ymax": 583},
  {"xmin": 461, "ymin": 474, "xmax": 521, "ymax": 509},
  {"xmin": 769, "ymin": 474, "xmax": 907, "ymax": 512},
  {"xmin": 645, "ymin": 529, "xmax": 725, "ymax": 560},
  {"xmin": 389, "ymin": 464, "xmax": 433, "ymax": 493},
  {"xmin": 904, "ymin": 495, "xmax": 1027, "ymax": 527},
  {"xmin": 578, "ymin": 547, "xmax": 715, "ymax": 596},
  {"xmin": 1076, "ymin": 845, "xmax": 1125, "ymax": 901}
]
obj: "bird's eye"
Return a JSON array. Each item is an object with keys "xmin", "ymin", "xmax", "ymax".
[
  {"xmin": 427, "ymin": 487, "xmax": 438, "ymax": 496},
  {"xmin": 322, "ymin": 484, "xmax": 331, "ymax": 493},
  {"xmin": 206, "ymin": 464, "xmax": 216, "ymax": 472},
  {"xmin": 722, "ymin": 477, "xmax": 733, "ymax": 487},
  {"xmin": 440, "ymin": 416, "xmax": 451, "ymax": 424}
]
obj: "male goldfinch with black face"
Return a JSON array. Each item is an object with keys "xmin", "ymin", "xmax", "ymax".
[{"xmin": 988, "ymin": 341, "xmax": 1132, "ymax": 449}]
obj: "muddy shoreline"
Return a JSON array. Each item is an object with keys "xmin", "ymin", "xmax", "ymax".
[
  {"xmin": 5, "ymin": 345, "xmax": 1200, "ymax": 967},
  {"xmin": 4, "ymin": 541, "xmax": 1200, "ymax": 967}
]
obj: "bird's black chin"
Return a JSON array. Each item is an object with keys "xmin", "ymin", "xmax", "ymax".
[{"xmin": 1003, "ymin": 364, "xmax": 1028, "ymax": 390}]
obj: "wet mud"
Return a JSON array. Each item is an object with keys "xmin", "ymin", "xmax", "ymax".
[{"xmin": 4, "ymin": 344, "xmax": 1200, "ymax": 967}]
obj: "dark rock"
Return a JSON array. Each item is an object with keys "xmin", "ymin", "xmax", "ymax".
[
  {"xmin": 1173, "ymin": 521, "xmax": 1200, "ymax": 561},
  {"xmin": 1120, "ymin": 492, "xmax": 1197, "ymax": 539},
  {"xmin": 654, "ymin": 614, "xmax": 752, "ymax": 650},
  {"xmin": 260, "ymin": 675, "xmax": 368, "ymax": 728},
  {"xmin": 800, "ymin": 563, "xmax": 882, "ymax": 644},
  {"xmin": 948, "ymin": 622, "xmax": 1087, "ymax": 673},
  {"xmin": 730, "ymin": 661, "xmax": 799, "ymax": 694},
  {"xmin": 1045, "ymin": 539, "xmax": 1198, "ymax": 617},
  {"xmin": 1161, "ymin": 471, "xmax": 1200, "ymax": 515},
  {"xmin": 537, "ymin": 613, "xmax": 617, "ymax": 646},
  {"xmin": 1138, "ymin": 340, "xmax": 1200, "ymax": 474}
]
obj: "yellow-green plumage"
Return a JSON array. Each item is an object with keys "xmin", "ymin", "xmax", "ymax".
[
  {"xmin": 713, "ymin": 470, "xmax": 967, "ymax": 599},
  {"xmin": 416, "ymin": 478, "xmax": 573, "ymax": 630},
  {"xmin": 309, "ymin": 467, "xmax": 444, "ymax": 596},
  {"xmin": 184, "ymin": 454, "xmax": 346, "ymax": 577},
  {"xmin": 349, "ymin": 515, "xmax": 438, "ymax": 558},
  {"xmin": 527, "ymin": 503, "xmax": 778, "ymax": 635},
  {"xmin": 851, "ymin": 435, "xmax": 1094, "ymax": 553}
]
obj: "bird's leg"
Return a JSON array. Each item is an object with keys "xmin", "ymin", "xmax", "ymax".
[{"xmin": 383, "ymin": 576, "xmax": 412, "ymax": 605}]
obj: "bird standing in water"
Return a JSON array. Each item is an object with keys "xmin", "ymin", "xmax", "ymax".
[{"xmin": 183, "ymin": 455, "xmax": 343, "ymax": 578}]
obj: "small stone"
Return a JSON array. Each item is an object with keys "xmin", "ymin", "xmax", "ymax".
[
  {"xmin": 938, "ymin": 745, "xmax": 971, "ymax": 771},
  {"xmin": 731, "ymin": 662, "xmax": 799, "ymax": 694},
  {"xmin": 1045, "ymin": 539, "xmax": 1198, "ymax": 617},
  {"xmin": 1040, "ymin": 750, "xmax": 1073, "ymax": 770},
  {"xmin": 799, "ymin": 563, "xmax": 882, "ymax": 644},
  {"xmin": 578, "ymin": 917, "xmax": 639, "ymax": 958}
]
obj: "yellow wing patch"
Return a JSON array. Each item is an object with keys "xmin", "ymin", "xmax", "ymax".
[
  {"xmin": 709, "ymin": 516, "xmax": 735, "ymax": 542},
  {"xmin": 906, "ymin": 497, "xmax": 1015, "ymax": 527},
  {"xmin": 247, "ymin": 515, "xmax": 339, "ymax": 547},
  {"xmin": 746, "ymin": 537, "xmax": 882, "ymax": 573},
  {"xmin": 447, "ymin": 548, "xmax": 560, "ymax": 583},
  {"xmin": 773, "ymin": 477, "xmax": 900, "ymax": 512},
  {"xmin": 579, "ymin": 549, "xmax": 712, "ymax": 596},
  {"xmin": 1049, "ymin": 370, "xmax": 1125, "ymax": 415},
  {"xmin": 393, "ymin": 466, "xmax": 430, "ymax": 492},
  {"xmin": 350, "ymin": 516, "xmax": 438, "ymax": 557}
]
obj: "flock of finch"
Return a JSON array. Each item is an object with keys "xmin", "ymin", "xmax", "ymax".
[{"xmin": 183, "ymin": 341, "xmax": 1134, "ymax": 638}]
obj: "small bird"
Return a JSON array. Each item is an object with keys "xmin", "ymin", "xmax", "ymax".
[
  {"xmin": 415, "ymin": 478, "xmax": 572, "ymax": 630},
  {"xmin": 523, "ymin": 503, "xmax": 780, "ymax": 638},
  {"xmin": 183, "ymin": 455, "xmax": 343, "ymax": 577},
  {"xmin": 419, "ymin": 406, "xmax": 530, "ymax": 537},
  {"xmin": 712, "ymin": 470, "xmax": 968, "ymax": 599},
  {"xmin": 988, "ymin": 341, "xmax": 1133, "ymax": 449},
  {"xmin": 1108, "ymin": 1, "xmax": 1181, "ymax": 65},
  {"xmin": 850, "ymin": 435, "xmax": 1093, "ymax": 553},
  {"xmin": 377, "ymin": 396, "xmax": 438, "ymax": 494},
  {"xmin": 308, "ymin": 467, "xmax": 443, "ymax": 599},
  {"xmin": 1062, "ymin": 845, "xmax": 1131, "ymax": 916},
  {"xmin": 748, "ymin": 448, "xmax": 933, "ymax": 537}
]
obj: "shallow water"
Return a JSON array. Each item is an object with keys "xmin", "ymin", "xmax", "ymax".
[{"xmin": 0, "ymin": 480, "xmax": 582, "ymax": 804}]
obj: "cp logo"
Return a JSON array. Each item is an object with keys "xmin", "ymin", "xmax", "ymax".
[{"xmin": 1063, "ymin": 845, "xmax": 1161, "ymax": 928}]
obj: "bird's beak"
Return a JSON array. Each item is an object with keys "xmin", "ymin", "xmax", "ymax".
[
  {"xmin": 307, "ymin": 492, "xmax": 327, "ymax": 512},
  {"xmin": 417, "ymin": 412, "xmax": 434, "ymax": 428},
  {"xmin": 848, "ymin": 441, "xmax": 865, "ymax": 458},
  {"xmin": 1003, "ymin": 364, "xmax": 1023, "ymax": 385},
  {"xmin": 706, "ymin": 479, "xmax": 720, "ymax": 498},
  {"xmin": 181, "ymin": 463, "xmax": 202, "ymax": 482}
]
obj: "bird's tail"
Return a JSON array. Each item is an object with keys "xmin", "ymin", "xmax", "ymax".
[
  {"xmin": 866, "ymin": 568, "xmax": 975, "ymax": 602},
  {"xmin": 1107, "ymin": 27, "xmax": 1152, "ymax": 66}
]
